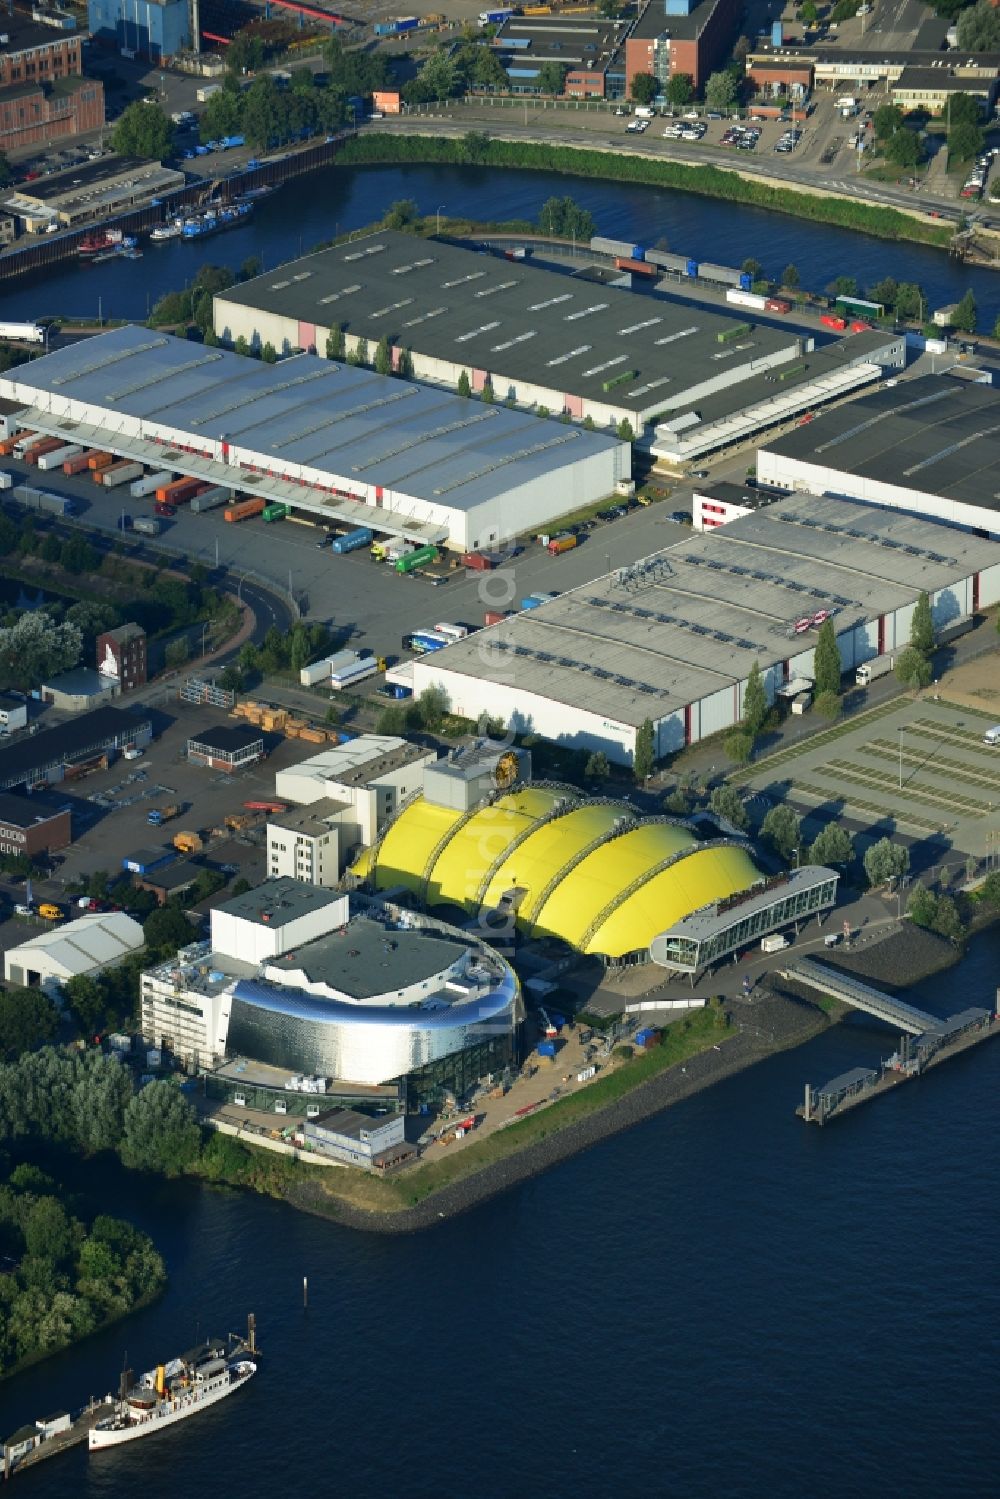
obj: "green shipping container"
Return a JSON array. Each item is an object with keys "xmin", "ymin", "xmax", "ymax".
[
  {"xmin": 395, "ymin": 545, "xmax": 439, "ymax": 574},
  {"xmin": 262, "ymin": 503, "xmax": 291, "ymax": 522}
]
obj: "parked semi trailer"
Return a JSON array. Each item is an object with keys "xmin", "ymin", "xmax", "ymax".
[
  {"xmin": 36, "ymin": 444, "xmax": 83, "ymax": 471},
  {"xmin": 395, "ymin": 544, "xmax": 439, "ymax": 573},
  {"xmin": 189, "ymin": 486, "xmax": 230, "ymax": 513},
  {"xmin": 99, "ymin": 461, "xmax": 144, "ymax": 488},
  {"xmin": 332, "ymin": 526, "xmax": 374, "ymax": 554},
  {"xmin": 130, "ymin": 470, "xmax": 174, "ymax": 498},
  {"xmin": 224, "ymin": 497, "xmax": 266, "ymax": 522}
]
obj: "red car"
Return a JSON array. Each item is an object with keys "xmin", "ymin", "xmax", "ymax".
[{"xmin": 154, "ymin": 502, "xmax": 176, "ymax": 517}]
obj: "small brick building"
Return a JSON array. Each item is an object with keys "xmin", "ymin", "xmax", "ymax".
[
  {"xmin": 0, "ymin": 792, "xmax": 71, "ymax": 860},
  {"xmin": 97, "ymin": 624, "xmax": 147, "ymax": 692}
]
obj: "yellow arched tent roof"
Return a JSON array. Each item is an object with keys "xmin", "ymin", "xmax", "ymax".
[{"xmin": 359, "ymin": 789, "xmax": 762, "ymax": 959}]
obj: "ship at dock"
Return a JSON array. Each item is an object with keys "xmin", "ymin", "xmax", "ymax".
[
  {"xmin": 180, "ymin": 199, "xmax": 253, "ymax": 240},
  {"xmin": 88, "ymin": 1324, "xmax": 257, "ymax": 1451}
]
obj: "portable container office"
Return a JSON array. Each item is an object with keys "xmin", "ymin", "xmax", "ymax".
[
  {"xmin": 132, "ymin": 516, "xmax": 162, "ymax": 536},
  {"xmin": 299, "ymin": 659, "xmax": 332, "ymax": 686}
]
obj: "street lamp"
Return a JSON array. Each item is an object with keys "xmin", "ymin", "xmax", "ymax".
[
  {"xmin": 436, "ymin": 203, "xmax": 445, "ymax": 236},
  {"xmin": 201, "ymin": 622, "xmax": 208, "ymax": 658},
  {"xmin": 898, "ymin": 725, "xmax": 903, "ymax": 790},
  {"xmin": 793, "ymin": 847, "xmax": 800, "ymax": 870}
]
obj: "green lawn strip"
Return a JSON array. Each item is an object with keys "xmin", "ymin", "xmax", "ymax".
[
  {"xmin": 730, "ymin": 698, "xmax": 910, "ymax": 785},
  {"xmin": 303, "ymin": 1008, "xmax": 731, "ymax": 1213},
  {"xmin": 909, "ymin": 719, "xmax": 1000, "ymax": 753},
  {"xmin": 933, "ymin": 699, "xmax": 1000, "ymax": 723},
  {"xmin": 337, "ymin": 135, "xmax": 954, "ymax": 251},
  {"xmin": 826, "ymin": 757, "xmax": 984, "ymax": 816},
  {"xmin": 789, "ymin": 779, "xmax": 945, "ymax": 833},
  {"xmin": 865, "ymin": 737, "xmax": 1000, "ymax": 790}
]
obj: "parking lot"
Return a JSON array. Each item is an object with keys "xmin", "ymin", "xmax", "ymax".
[{"xmin": 736, "ymin": 696, "xmax": 1000, "ymax": 856}]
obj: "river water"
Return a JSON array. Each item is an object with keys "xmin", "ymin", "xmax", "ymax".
[
  {"xmin": 3, "ymin": 161, "xmax": 1000, "ymax": 327},
  {"xmin": 5, "ymin": 931, "xmax": 999, "ymax": 1498}
]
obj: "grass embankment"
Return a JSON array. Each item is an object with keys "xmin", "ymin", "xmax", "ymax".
[
  {"xmin": 337, "ymin": 134, "xmax": 955, "ymax": 251},
  {"xmin": 292, "ymin": 1006, "xmax": 732, "ymax": 1217}
]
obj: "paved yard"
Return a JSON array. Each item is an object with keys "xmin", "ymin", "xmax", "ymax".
[{"xmin": 736, "ymin": 695, "xmax": 1000, "ymax": 856}]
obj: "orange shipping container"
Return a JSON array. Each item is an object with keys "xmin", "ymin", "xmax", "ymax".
[
  {"xmin": 23, "ymin": 437, "xmax": 63, "ymax": 465},
  {"xmin": 88, "ymin": 451, "xmax": 114, "ymax": 471},
  {"xmin": 224, "ymin": 498, "xmax": 267, "ymax": 523},
  {"xmin": 155, "ymin": 476, "xmax": 202, "ymax": 506},
  {"xmin": 63, "ymin": 450, "xmax": 93, "ymax": 474},
  {"xmin": 0, "ymin": 436, "xmax": 20, "ymax": 457}
]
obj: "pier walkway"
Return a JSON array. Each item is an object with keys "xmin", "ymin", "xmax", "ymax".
[{"xmin": 782, "ymin": 958, "xmax": 939, "ymax": 1035}]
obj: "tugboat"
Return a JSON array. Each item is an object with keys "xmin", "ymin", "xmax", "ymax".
[
  {"xmin": 77, "ymin": 228, "xmax": 124, "ymax": 257},
  {"xmin": 90, "ymin": 235, "xmax": 138, "ymax": 264},
  {"xmin": 88, "ymin": 1320, "xmax": 258, "ymax": 1451},
  {"xmin": 150, "ymin": 218, "xmax": 183, "ymax": 241}
]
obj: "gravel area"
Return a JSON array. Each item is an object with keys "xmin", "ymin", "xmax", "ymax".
[
  {"xmin": 819, "ymin": 925, "xmax": 958, "ymax": 990},
  {"xmin": 288, "ymin": 990, "xmax": 830, "ymax": 1235}
]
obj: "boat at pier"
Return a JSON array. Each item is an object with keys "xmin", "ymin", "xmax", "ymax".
[
  {"xmin": 88, "ymin": 1334, "xmax": 256, "ymax": 1450},
  {"xmin": 150, "ymin": 219, "xmax": 183, "ymax": 241},
  {"xmin": 180, "ymin": 200, "xmax": 253, "ymax": 240},
  {"xmin": 77, "ymin": 228, "xmax": 124, "ymax": 257}
]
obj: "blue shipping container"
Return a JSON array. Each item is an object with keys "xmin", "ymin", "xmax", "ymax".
[
  {"xmin": 739, "ymin": 272, "xmax": 753, "ymax": 291},
  {"xmin": 538, "ymin": 1040, "xmax": 557, "ymax": 1057},
  {"xmin": 397, "ymin": 16, "xmax": 419, "ymax": 30},
  {"xmin": 685, "ymin": 259, "xmax": 698, "ymax": 277},
  {"xmin": 635, "ymin": 1028, "xmax": 659, "ymax": 1047},
  {"xmin": 331, "ymin": 526, "xmax": 374, "ymax": 554},
  {"xmin": 631, "ymin": 245, "xmax": 645, "ymax": 262}
]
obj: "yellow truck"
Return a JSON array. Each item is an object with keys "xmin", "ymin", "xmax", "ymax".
[
  {"xmin": 173, "ymin": 831, "xmax": 204, "ymax": 854},
  {"xmin": 39, "ymin": 903, "xmax": 62, "ymax": 921}
]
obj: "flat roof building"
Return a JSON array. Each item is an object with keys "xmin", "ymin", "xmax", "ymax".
[
  {"xmin": 0, "ymin": 792, "xmax": 71, "ymax": 860},
  {"xmin": 187, "ymin": 724, "xmax": 265, "ymax": 771},
  {"xmin": 212, "ymin": 229, "xmax": 813, "ymax": 433},
  {"xmin": 2, "ymin": 156, "xmax": 183, "ymax": 231},
  {"xmin": 756, "ymin": 375, "xmax": 1000, "ymax": 538},
  {"xmin": 409, "ymin": 492, "xmax": 1000, "ymax": 764},
  {"xmin": 492, "ymin": 15, "xmax": 631, "ymax": 98},
  {"xmin": 0, "ymin": 705, "xmax": 152, "ymax": 790},
  {"xmin": 0, "ymin": 326, "xmax": 628, "ymax": 551},
  {"xmin": 625, "ymin": 0, "xmax": 741, "ymax": 93}
]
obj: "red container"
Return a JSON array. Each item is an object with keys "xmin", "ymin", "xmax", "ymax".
[
  {"xmin": 615, "ymin": 256, "xmax": 658, "ymax": 277},
  {"xmin": 23, "ymin": 437, "xmax": 63, "ymax": 465},
  {"xmin": 850, "ymin": 320, "xmax": 870, "ymax": 332},
  {"xmin": 63, "ymin": 450, "xmax": 93, "ymax": 475},
  {"xmin": 463, "ymin": 551, "xmax": 495, "ymax": 572},
  {"xmin": 820, "ymin": 314, "xmax": 847, "ymax": 331},
  {"xmin": 484, "ymin": 610, "xmax": 509, "ymax": 626},
  {"xmin": 155, "ymin": 476, "xmax": 202, "ymax": 506},
  {"xmin": 765, "ymin": 298, "xmax": 791, "ymax": 313}
]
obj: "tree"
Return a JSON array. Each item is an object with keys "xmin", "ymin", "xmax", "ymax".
[
  {"xmin": 705, "ymin": 71, "xmax": 737, "ymax": 113},
  {"xmin": 201, "ymin": 88, "xmax": 243, "ymax": 142},
  {"xmin": 0, "ymin": 612, "xmax": 82, "ymax": 691},
  {"xmin": 537, "ymin": 196, "xmax": 596, "ymax": 240},
  {"xmin": 948, "ymin": 120, "xmax": 984, "ymax": 163},
  {"xmin": 871, "ymin": 276, "xmax": 898, "ymax": 310},
  {"xmin": 616, "ymin": 418, "xmax": 634, "ymax": 442},
  {"xmin": 907, "ymin": 881, "xmax": 938, "ymax": 928},
  {"xmin": 894, "ymin": 646, "xmax": 933, "ymax": 688},
  {"xmin": 813, "ymin": 619, "xmax": 842, "ymax": 698},
  {"xmin": 536, "ymin": 61, "xmax": 568, "ymax": 96},
  {"xmin": 782, "ymin": 263, "xmax": 800, "ymax": 289},
  {"xmin": 111, "ymin": 101, "xmax": 173, "ymax": 160},
  {"xmin": 633, "ymin": 719, "xmax": 655, "ymax": 781},
  {"xmin": 910, "ymin": 591, "xmax": 934, "ymax": 655},
  {"xmin": 809, "ymin": 823, "xmax": 855, "ymax": 867},
  {"xmin": 630, "ymin": 72, "xmax": 657, "ymax": 106},
  {"xmin": 398, "ymin": 347, "xmax": 414, "ymax": 380},
  {"xmin": 598, "ymin": 0, "xmax": 621, "ymax": 14},
  {"xmin": 406, "ymin": 51, "xmax": 458, "ymax": 103},
  {"xmin": 724, "ymin": 729, "xmax": 753, "ymax": 764},
  {"xmin": 709, "ymin": 784, "xmax": 749, "ymax": 831},
  {"xmin": 885, "ymin": 129, "xmax": 921, "ymax": 169},
  {"xmin": 832, "ymin": 275, "xmax": 857, "ymax": 298},
  {"xmin": 742, "ymin": 661, "xmax": 768, "ymax": 739},
  {"xmin": 120, "ymin": 1082, "xmax": 201, "ymax": 1175},
  {"xmin": 226, "ymin": 30, "xmax": 266, "ymax": 75},
  {"xmin": 416, "ymin": 683, "xmax": 450, "ymax": 732},
  {"xmin": 457, "ymin": 369, "xmax": 471, "ymax": 399},
  {"xmin": 666, "ymin": 74, "xmax": 693, "ymax": 108},
  {"xmin": 383, "ymin": 197, "xmax": 418, "ymax": 230},
  {"xmin": 585, "ymin": 751, "xmax": 610, "ymax": 780},
  {"xmin": 953, "ymin": 289, "xmax": 977, "ymax": 333},
  {"xmin": 732, "ymin": 35, "xmax": 752, "ymax": 67},
  {"xmin": 326, "ymin": 325, "xmax": 345, "ymax": 361},
  {"xmin": 742, "ymin": 257, "xmax": 762, "ymax": 280},
  {"xmin": 956, "ymin": 0, "xmax": 1000, "ymax": 51},
  {"xmin": 800, "ymin": 0, "xmax": 819, "ymax": 23},
  {"xmin": 373, "ymin": 335, "xmax": 393, "ymax": 377},
  {"xmin": 242, "ymin": 76, "xmax": 283, "ymax": 151},
  {"xmin": 873, "ymin": 103, "xmax": 904, "ymax": 141},
  {"xmin": 481, "ymin": 380, "xmax": 495, "ymax": 404},
  {"xmin": 863, "ymin": 836, "xmax": 909, "ymax": 888},
  {"xmin": 0, "ymin": 987, "xmax": 58, "ymax": 1059},
  {"xmin": 761, "ymin": 805, "xmax": 801, "ymax": 863},
  {"xmin": 813, "ymin": 690, "xmax": 842, "ymax": 721},
  {"xmin": 895, "ymin": 282, "xmax": 926, "ymax": 322},
  {"xmin": 143, "ymin": 905, "xmax": 194, "ymax": 956},
  {"xmin": 260, "ymin": 342, "xmax": 277, "ymax": 364}
]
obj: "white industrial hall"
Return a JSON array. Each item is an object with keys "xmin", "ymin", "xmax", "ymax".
[{"xmin": 0, "ymin": 327, "xmax": 629, "ymax": 551}]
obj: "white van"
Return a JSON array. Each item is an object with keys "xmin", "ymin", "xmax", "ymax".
[{"xmin": 983, "ymin": 725, "xmax": 1000, "ymax": 745}]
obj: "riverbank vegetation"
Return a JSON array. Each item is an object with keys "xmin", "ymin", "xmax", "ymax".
[
  {"xmin": 0, "ymin": 1165, "xmax": 166, "ymax": 1378},
  {"xmin": 335, "ymin": 133, "xmax": 955, "ymax": 251}
]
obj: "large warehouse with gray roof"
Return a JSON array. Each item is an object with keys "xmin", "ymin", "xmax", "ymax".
[
  {"xmin": 213, "ymin": 231, "xmax": 860, "ymax": 434},
  {"xmin": 0, "ymin": 326, "xmax": 628, "ymax": 551},
  {"xmin": 757, "ymin": 375, "xmax": 1000, "ymax": 538},
  {"xmin": 409, "ymin": 493, "xmax": 1000, "ymax": 764}
]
